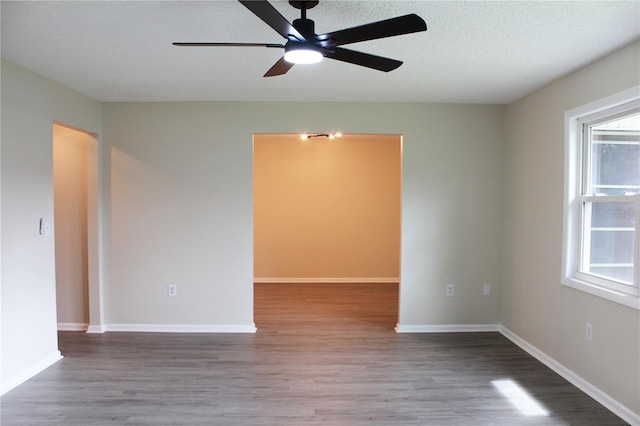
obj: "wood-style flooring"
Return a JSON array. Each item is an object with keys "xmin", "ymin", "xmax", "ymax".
[{"xmin": 0, "ymin": 283, "xmax": 626, "ymax": 425}]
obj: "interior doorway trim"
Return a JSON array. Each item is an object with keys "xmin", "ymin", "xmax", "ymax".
[
  {"xmin": 53, "ymin": 122, "xmax": 105, "ymax": 333},
  {"xmin": 253, "ymin": 132, "xmax": 403, "ymax": 329}
]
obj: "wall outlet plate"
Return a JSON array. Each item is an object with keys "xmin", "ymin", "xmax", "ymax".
[
  {"xmin": 446, "ymin": 284, "xmax": 454, "ymax": 297},
  {"xmin": 168, "ymin": 284, "xmax": 177, "ymax": 297}
]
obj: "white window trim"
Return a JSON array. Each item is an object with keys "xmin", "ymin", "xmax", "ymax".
[{"xmin": 562, "ymin": 86, "xmax": 640, "ymax": 311}]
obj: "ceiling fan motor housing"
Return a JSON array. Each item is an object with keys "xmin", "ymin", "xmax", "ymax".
[
  {"xmin": 293, "ymin": 18, "xmax": 316, "ymax": 39},
  {"xmin": 289, "ymin": 1, "xmax": 319, "ymax": 10}
]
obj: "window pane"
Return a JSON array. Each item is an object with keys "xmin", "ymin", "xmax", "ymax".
[
  {"xmin": 582, "ymin": 202, "xmax": 637, "ymax": 285},
  {"xmin": 591, "ymin": 202, "xmax": 637, "ymax": 228},
  {"xmin": 589, "ymin": 114, "xmax": 640, "ymax": 196}
]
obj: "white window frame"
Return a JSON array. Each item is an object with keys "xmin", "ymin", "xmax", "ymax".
[{"xmin": 562, "ymin": 87, "xmax": 640, "ymax": 310}]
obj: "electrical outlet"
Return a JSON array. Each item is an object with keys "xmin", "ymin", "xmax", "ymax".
[
  {"xmin": 586, "ymin": 323, "xmax": 592, "ymax": 342},
  {"xmin": 168, "ymin": 284, "xmax": 177, "ymax": 297},
  {"xmin": 446, "ymin": 284, "xmax": 454, "ymax": 297},
  {"xmin": 483, "ymin": 284, "xmax": 491, "ymax": 296}
]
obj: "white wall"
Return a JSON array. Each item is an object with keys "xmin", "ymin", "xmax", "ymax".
[
  {"xmin": 502, "ymin": 40, "xmax": 640, "ymax": 418},
  {"xmin": 0, "ymin": 59, "xmax": 102, "ymax": 393},
  {"xmin": 103, "ymin": 102, "xmax": 504, "ymax": 329}
]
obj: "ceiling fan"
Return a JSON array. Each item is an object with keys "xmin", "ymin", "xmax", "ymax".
[{"xmin": 173, "ymin": 0, "xmax": 427, "ymax": 77}]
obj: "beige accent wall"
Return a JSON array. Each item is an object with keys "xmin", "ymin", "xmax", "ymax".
[
  {"xmin": 253, "ymin": 134, "xmax": 401, "ymax": 282},
  {"xmin": 53, "ymin": 124, "xmax": 90, "ymax": 326},
  {"xmin": 502, "ymin": 40, "xmax": 640, "ymax": 416}
]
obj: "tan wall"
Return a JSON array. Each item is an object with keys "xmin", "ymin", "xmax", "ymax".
[
  {"xmin": 502, "ymin": 41, "xmax": 640, "ymax": 416},
  {"xmin": 53, "ymin": 124, "xmax": 90, "ymax": 326},
  {"xmin": 254, "ymin": 134, "xmax": 401, "ymax": 282}
]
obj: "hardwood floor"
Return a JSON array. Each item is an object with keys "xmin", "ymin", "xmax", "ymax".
[
  {"xmin": 1, "ymin": 283, "xmax": 626, "ymax": 425},
  {"xmin": 254, "ymin": 282, "xmax": 399, "ymax": 333}
]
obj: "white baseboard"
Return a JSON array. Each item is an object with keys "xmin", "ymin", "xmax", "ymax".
[
  {"xmin": 86, "ymin": 324, "xmax": 106, "ymax": 334},
  {"xmin": 104, "ymin": 323, "xmax": 257, "ymax": 333},
  {"xmin": 254, "ymin": 277, "xmax": 399, "ymax": 284},
  {"xmin": 499, "ymin": 325, "xmax": 639, "ymax": 426},
  {"xmin": 395, "ymin": 324, "xmax": 500, "ymax": 333},
  {"xmin": 0, "ymin": 351, "xmax": 63, "ymax": 396},
  {"xmin": 57, "ymin": 322, "xmax": 88, "ymax": 331}
]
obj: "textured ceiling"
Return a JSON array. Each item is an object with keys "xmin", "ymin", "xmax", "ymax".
[{"xmin": 2, "ymin": 1, "xmax": 639, "ymax": 104}]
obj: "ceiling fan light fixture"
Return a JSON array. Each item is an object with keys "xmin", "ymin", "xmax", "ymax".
[{"xmin": 284, "ymin": 43, "xmax": 323, "ymax": 64}]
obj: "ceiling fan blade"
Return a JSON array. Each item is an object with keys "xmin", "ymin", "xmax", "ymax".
[
  {"xmin": 264, "ymin": 57, "xmax": 294, "ymax": 77},
  {"xmin": 318, "ymin": 14, "xmax": 426, "ymax": 47},
  {"xmin": 238, "ymin": 0, "xmax": 306, "ymax": 42},
  {"xmin": 323, "ymin": 47, "xmax": 402, "ymax": 72},
  {"xmin": 173, "ymin": 42, "xmax": 284, "ymax": 48}
]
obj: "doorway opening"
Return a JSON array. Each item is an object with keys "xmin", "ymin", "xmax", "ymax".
[
  {"xmin": 53, "ymin": 123, "xmax": 102, "ymax": 332},
  {"xmin": 253, "ymin": 133, "xmax": 402, "ymax": 332}
]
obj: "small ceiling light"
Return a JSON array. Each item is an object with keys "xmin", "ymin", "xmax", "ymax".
[
  {"xmin": 284, "ymin": 42, "xmax": 323, "ymax": 65},
  {"xmin": 300, "ymin": 134, "xmax": 309, "ymax": 140}
]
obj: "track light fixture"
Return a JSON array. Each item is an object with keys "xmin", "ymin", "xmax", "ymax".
[{"xmin": 300, "ymin": 132, "xmax": 342, "ymax": 140}]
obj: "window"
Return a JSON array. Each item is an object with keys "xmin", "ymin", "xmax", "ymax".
[{"xmin": 563, "ymin": 88, "xmax": 640, "ymax": 310}]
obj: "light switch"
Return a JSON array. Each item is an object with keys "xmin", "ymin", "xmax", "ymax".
[{"xmin": 39, "ymin": 218, "xmax": 51, "ymax": 236}]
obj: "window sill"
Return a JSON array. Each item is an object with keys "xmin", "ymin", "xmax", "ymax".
[{"xmin": 562, "ymin": 276, "xmax": 640, "ymax": 311}]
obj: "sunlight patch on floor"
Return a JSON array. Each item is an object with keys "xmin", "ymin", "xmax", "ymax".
[{"xmin": 492, "ymin": 379, "xmax": 549, "ymax": 416}]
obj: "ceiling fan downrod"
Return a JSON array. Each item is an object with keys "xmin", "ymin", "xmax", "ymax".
[
  {"xmin": 290, "ymin": 1, "xmax": 318, "ymax": 36},
  {"xmin": 289, "ymin": 1, "xmax": 319, "ymax": 14}
]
